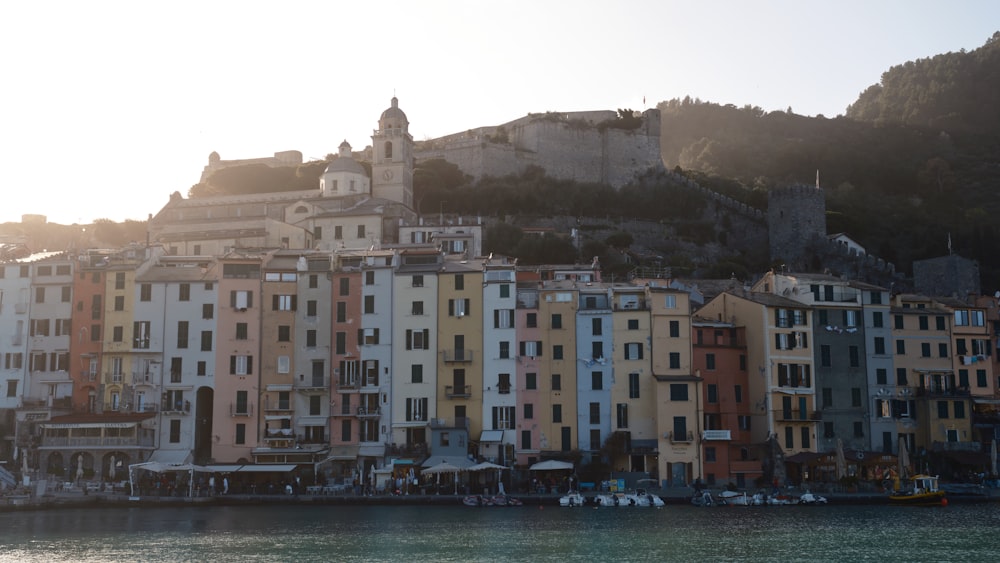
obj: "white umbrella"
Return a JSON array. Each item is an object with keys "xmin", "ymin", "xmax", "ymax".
[
  {"xmin": 835, "ymin": 439, "xmax": 847, "ymax": 480},
  {"xmin": 529, "ymin": 460, "xmax": 573, "ymax": 471},
  {"xmin": 898, "ymin": 437, "xmax": 911, "ymax": 480},
  {"xmin": 109, "ymin": 455, "xmax": 117, "ymax": 482},
  {"xmin": 991, "ymin": 439, "xmax": 997, "ymax": 478},
  {"xmin": 76, "ymin": 455, "xmax": 84, "ymax": 482}
]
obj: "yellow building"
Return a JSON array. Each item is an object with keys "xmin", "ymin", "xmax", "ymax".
[
  {"xmin": 435, "ymin": 262, "xmax": 484, "ymax": 447},
  {"xmin": 610, "ymin": 286, "xmax": 657, "ymax": 474},
  {"xmin": 536, "ymin": 281, "xmax": 578, "ymax": 456}
]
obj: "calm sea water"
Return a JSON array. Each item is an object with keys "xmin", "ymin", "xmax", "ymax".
[{"xmin": 2, "ymin": 503, "xmax": 999, "ymax": 562}]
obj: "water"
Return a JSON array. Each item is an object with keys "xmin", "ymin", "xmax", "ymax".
[{"xmin": 2, "ymin": 503, "xmax": 999, "ymax": 562}]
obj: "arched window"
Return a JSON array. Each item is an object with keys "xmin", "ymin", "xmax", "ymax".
[{"xmin": 384, "ymin": 141, "xmax": 393, "ymax": 159}]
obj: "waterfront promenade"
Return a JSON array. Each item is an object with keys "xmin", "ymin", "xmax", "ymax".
[{"xmin": 3, "ymin": 483, "xmax": 997, "ymax": 511}]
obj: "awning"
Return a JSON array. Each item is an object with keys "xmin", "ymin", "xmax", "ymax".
[
  {"xmin": 359, "ymin": 445, "xmax": 385, "ymax": 457},
  {"xmin": 147, "ymin": 449, "xmax": 191, "ymax": 465},
  {"xmin": 420, "ymin": 455, "xmax": 474, "ymax": 469},
  {"xmin": 479, "ymin": 430, "xmax": 504, "ymax": 443},
  {"xmin": 203, "ymin": 464, "xmax": 298, "ymax": 473},
  {"xmin": 529, "ymin": 460, "xmax": 573, "ymax": 471}
]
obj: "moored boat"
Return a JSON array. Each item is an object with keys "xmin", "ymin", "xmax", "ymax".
[
  {"xmin": 558, "ymin": 491, "xmax": 586, "ymax": 507},
  {"xmin": 798, "ymin": 491, "xmax": 828, "ymax": 505},
  {"xmin": 889, "ymin": 474, "xmax": 946, "ymax": 506}
]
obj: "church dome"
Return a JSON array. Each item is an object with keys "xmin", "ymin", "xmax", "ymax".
[
  {"xmin": 324, "ymin": 156, "xmax": 366, "ymax": 175},
  {"xmin": 380, "ymin": 96, "xmax": 408, "ymax": 124}
]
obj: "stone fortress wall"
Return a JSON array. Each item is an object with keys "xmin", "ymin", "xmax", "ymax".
[{"xmin": 415, "ymin": 109, "xmax": 663, "ymax": 188}]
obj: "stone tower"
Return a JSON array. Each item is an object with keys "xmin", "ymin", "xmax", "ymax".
[
  {"xmin": 371, "ymin": 97, "xmax": 414, "ymax": 209},
  {"xmin": 767, "ymin": 183, "xmax": 827, "ymax": 271}
]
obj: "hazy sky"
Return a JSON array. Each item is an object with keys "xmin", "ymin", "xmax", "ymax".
[{"xmin": 1, "ymin": 1, "xmax": 997, "ymax": 225}]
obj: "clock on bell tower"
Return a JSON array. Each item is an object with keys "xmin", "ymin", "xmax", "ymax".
[{"xmin": 371, "ymin": 96, "xmax": 413, "ymax": 209}]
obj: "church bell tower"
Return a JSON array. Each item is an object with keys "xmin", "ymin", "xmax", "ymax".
[{"xmin": 371, "ymin": 96, "xmax": 413, "ymax": 208}]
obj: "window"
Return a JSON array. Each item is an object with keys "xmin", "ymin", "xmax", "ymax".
[
  {"xmin": 334, "ymin": 226, "xmax": 342, "ymax": 240},
  {"xmin": 734, "ymin": 385, "xmax": 743, "ymax": 403},
  {"xmin": 405, "ymin": 329, "xmax": 430, "ymax": 350},
  {"xmin": 553, "ymin": 345, "xmax": 564, "ymax": 360},
  {"xmin": 801, "ymin": 426, "xmax": 811, "ymax": 449},
  {"xmin": 115, "ymin": 272, "xmax": 125, "ymax": 290},
  {"xmin": 454, "ymin": 274, "xmax": 464, "ymax": 290},
  {"xmin": 112, "ymin": 326, "xmax": 123, "ymax": 342},
  {"xmin": 493, "ymin": 309, "xmax": 514, "ymax": 328},
  {"xmin": 449, "ymin": 298, "xmax": 470, "ymax": 317},
  {"xmin": 937, "ymin": 401, "xmax": 949, "ymax": 419},
  {"xmin": 230, "ymin": 355, "xmax": 253, "ymax": 375},
  {"xmin": 525, "ymin": 373, "xmax": 537, "ymax": 390},
  {"xmin": 739, "ymin": 415, "xmax": 751, "ymax": 431},
  {"xmin": 411, "ymin": 301, "xmax": 424, "ymax": 315},
  {"xmin": 114, "ymin": 295, "xmax": 124, "ymax": 311},
  {"xmin": 364, "ymin": 295, "xmax": 375, "ymax": 314},
  {"xmin": 405, "ymin": 398, "xmax": 428, "ymax": 422},
  {"xmin": 273, "ymin": 294, "xmax": 296, "ymax": 311},
  {"xmin": 669, "ymin": 352, "xmax": 680, "ymax": 369},
  {"xmin": 895, "ymin": 340, "xmax": 905, "ymax": 355},
  {"xmin": 876, "ymin": 368, "xmax": 888, "ymax": 385},
  {"xmin": 499, "ymin": 341, "xmax": 510, "ymax": 359},
  {"xmin": 624, "ymin": 342, "xmax": 643, "ymax": 360},
  {"xmin": 411, "ymin": 275, "xmax": 423, "ymax": 288},
  {"xmin": 977, "ymin": 370, "xmax": 988, "ymax": 388},
  {"xmin": 628, "ymin": 373, "xmax": 640, "ymax": 399},
  {"xmin": 278, "ymin": 325, "xmax": 291, "ymax": 342},
  {"xmin": 231, "ymin": 290, "xmax": 253, "ymax": 310},
  {"xmin": 849, "ymin": 346, "xmax": 859, "ymax": 367},
  {"xmin": 551, "ymin": 374, "xmax": 561, "ymax": 391},
  {"xmin": 853, "ymin": 421, "xmax": 864, "ymax": 438},
  {"xmin": 310, "ymin": 395, "xmax": 322, "ymax": 416},
  {"xmin": 706, "ymin": 384, "xmax": 718, "ymax": 404},
  {"xmin": 551, "ymin": 314, "xmax": 562, "ymax": 329},
  {"xmin": 526, "ymin": 313, "xmax": 537, "ymax": 328},
  {"xmin": 592, "ymin": 318, "xmax": 602, "ymax": 336},
  {"xmin": 169, "ymin": 420, "xmax": 181, "ymax": 443},
  {"xmin": 498, "ymin": 373, "xmax": 511, "ymax": 394},
  {"xmin": 235, "ymin": 323, "xmax": 248, "ymax": 340},
  {"xmin": 872, "ymin": 311, "xmax": 883, "ymax": 328},
  {"xmin": 920, "ymin": 342, "xmax": 931, "ymax": 358},
  {"xmin": 307, "ymin": 300, "xmax": 317, "ymax": 317},
  {"xmin": 493, "ymin": 406, "xmax": 515, "ymax": 430},
  {"xmin": 339, "ymin": 277, "xmax": 350, "ymax": 296},
  {"xmin": 202, "ymin": 303, "xmax": 214, "ymax": 319},
  {"xmin": 410, "ymin": 364, "xmax": 423, "ymax": 383},
  {"xmin": 591, "ymin": 342, "xmax": 603, "ymax": 360},
  {"xmin": 896, "ymin": 368, "xmax": 908, "ymax": 386},
  {"xmin": 938, "ymin": 343, "xmax": 948, "ymax": 358},
  {"xmin": 670, "ymin": 383, "xmax": 688, "ymax": 401},
  {"xmin": 669, "ymin": 320, "xmax": 680, "ymax": 338},
  {"xmin": 706, "ymin": 353, "xmax": 716, "ymax": 370},
  {"xmin": 357, "ymin": 225, "xmax": 366, "ymax": 238},
  {"xmin": 177, "ymin": 321, "xmax": 189, "ymax": 348},
  {"xmin": 197, "ymin": 361, "xmax": 207, "ymax": 376},
  {"xmin": 874, "ymin": 337, "xmax": 886, "ymax": 355},
  {"xmin": 665, "ymin": 295, "xmax": 676, "ymax": 308},
  {"xmin": 628, "ymin": 319, "xmax": 639, "ymax": 330},
  {"xmin": 673, "ymin": 417, "xmax": 688, "ymax": 441},
  {"xmin": 785, "ymin": 427, "xmax": 794, "ymax": 449},
  {"xmin": 179, "ymin": 283, "xmax": 190, "ymax": 302},
  {"xmin": 591, "ymin": 372, "xmax": 602, "ymax": 390},
  {"xmin": 519, "ymin": 341, "xmax": 541, "ymax": 358},
  {"xmin": 235, "ymin": 423, "xmax": 246, "ymax": 444},
  {"xmin": 132, "ymin": 321, "xmax": 151, "ymax": 349},
  {"xmin": 852, "ymin": 387, "xmax": 862, "ymax": 407},
  {"xmin": 499, "ymin": 284, "xmax": 510, "ymax": 298},
  {"xmin": 201, "ymin": 331, "xmax": 212, "ymax": 351},
  {"xmin": 524, "ymin": 403, "xmax": 534, "ymax": 419},
  {"xmin": 954, "ymin": 401, "xmax": 966, "ymax": 419},
  {"xmin": 336, "ymin": 302, "xmax": 346, "ymax": 322},
  {"xmin": 306, "ymin": 330, "xmax": 317, "ymax": 347},
  {"xmin": 552, "ymin": 404, "xmax": 562, "ymax": 423},
  {"xmin": 616, "ymin": 403, "xmax": 629, "ymax": 428},
  {"xmin": 589, "ymin": 402, "xmax": 600, "ymax": 424},
  {"xmin": 335, "ymin": 332, "xmax": 346, "ymax": 354}
]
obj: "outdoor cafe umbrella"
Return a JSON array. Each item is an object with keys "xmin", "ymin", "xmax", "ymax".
[
  {"xmin": 76, "ymin": 455, "xmax": 84, "ymax": 482},
  {"xmin": 423, "ymin": 462, "xmax": 463, "ymax": 494},
  {"xmin": 467, "ymin": 461, "xmax": 508, "ymax": 495},
  {"xmin": 898, "ymin": 436, "xmax": 911, "ymax": 480},
  {"xmin": 109, "ymin": 455, "xmax": 116, "ymax": 482},
  {"xmin": 835, "ymin": 438, "xmax": 847, "ymax": 480}
]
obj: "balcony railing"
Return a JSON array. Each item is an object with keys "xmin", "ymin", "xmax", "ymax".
[
  {"xmin": 41, "ymin": 436, "xmax": 155, "ymax": 448},
  {"xmin": 356, "ymin": 406, "xmax": 381, "ymax": 418},
  {"xmin": 445, "ymin": 385, "xmax": 472, "ymax": 398},
  {"xmin": 702, "ymin": 429, "xmax": 732, "ymax": 441},
  {"xmin": 917, "ymin": 386, "xmax": 971, "ymax": 398},
  {"xmin": 161, "ymin": 401, "xmax": 191, "ymax": 415},
  {"xmin": 441, "ymin": 349, "xmax": 474, "ymax": 363},
  {"xmin": 105, "ymin": 373, "xmax": 124, "ymax": 384},
  {"xmin": 337, "ymin": 378, "xmax": 359, "ymax": 391},
  {"xmin": 668, "ymin": 431, "xmax": 694, "ymax": 443},
  {"xmin": 230, "ymin": 403, "xmax": 254, "ymax": 417},
  {"xmin": 264, "ymin": 401, "xmax": 292, "ymax": 412},
  {"xmin": 778, "ymin": 410, "xmax": 821, "ymax": 422},
  {"xmin": 296, "ymin": 376, "xmax": 329, "ymax": 391}
]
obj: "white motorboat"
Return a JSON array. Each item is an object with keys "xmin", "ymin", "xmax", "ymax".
[
  {"xmin": 628, "ymin": 489, "xmax": 665, "ymax": 507},
  {"xmin": 594, "ymin": 492, "xmax": 634, "ymax": 506},
  {"xmin": 799, "ymin": 491, "xmax": 828, "ymax": 505},
  {"xmin": 558, "ymin": 491, "xmax": 586, "ymax": 507}
]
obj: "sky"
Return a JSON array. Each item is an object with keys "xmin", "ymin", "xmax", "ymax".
[{"xmin": 1, "ymin": 0, "xmax": 997, "ymax": 225}]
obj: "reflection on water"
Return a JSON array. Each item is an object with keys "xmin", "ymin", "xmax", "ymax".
[{"xmin": 2, "ymin": 503, "xmax": 1000, "ymax": 562}]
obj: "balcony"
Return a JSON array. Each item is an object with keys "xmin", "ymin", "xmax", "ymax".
[
  {"xmin": 337, "ymin": 378, "xmax": 359, "ymax": 391},
  {"xmin": 917, "ymin": 385, "xmax": 971, "ymax": 398},
  {"xmin": 230, "ymin": 403, "xmax": 254, "ymax": 417},
  {"xmin": 430, "ymin": 416, "xmax": 470, "ymax": 430},
  {"xmin": 105, "ymin": 373, "xmax": 124, "ymax": 385},
  {"xmin": 79, "ymin": 370, "xmax": 97, "ymax": 382},
  {"xmin": 161, "ymin": 400, "xmax": 191, "ymax": 415},
  {"xmin": 296, "ymin": 375, "xmax": 329, "ymax": 392},
  {"xmin": 445, "ymin": 384, "xmax": 472, "ymax": 399},
  {"xmin": 40, "ymin": 436, "xmax": 155, "ymax": 448},
  {"xmin": 388, "ymin": 442, "xmax": 428, "ymax": 458},
  {"xmin": 441, "ymin": 349, "xmax": 474, "ymax": 363},
  {"xmin": 264, "ymin": 400, "xmax": 292, "ymax": 413},
  {"xmin": 356, "ymin": 406, "xmax": 381, "ymax": 418},
  {"xmin": 702, "ymin": 429, "xmax": 732, "ymax": 441},
  {"xmin": 667, "ymin": 431, "xmax": 694, "ymax": 443},
  {"xmin": 778, "ymin": 410, "xmax": 821, "ymax": 422}
]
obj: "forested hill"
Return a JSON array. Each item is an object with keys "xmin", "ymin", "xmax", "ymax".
[{"xmin": 657, "ymin": 32, "xmax": 1000, "ymax": 290}]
